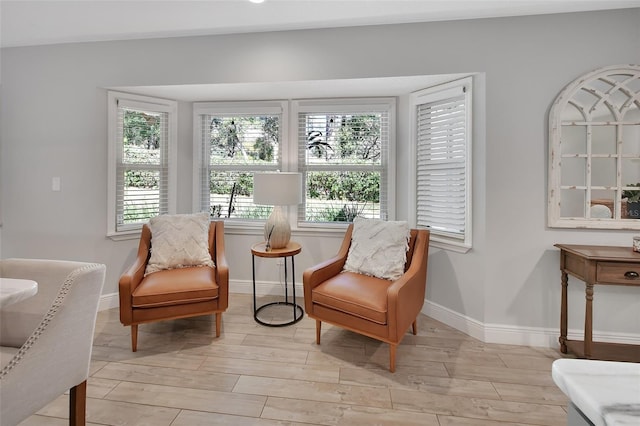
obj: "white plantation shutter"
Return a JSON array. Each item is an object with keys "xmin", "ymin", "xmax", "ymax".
[{"xmin": 411, "ymin": 78, "xmax": 472, "ymax": 251}]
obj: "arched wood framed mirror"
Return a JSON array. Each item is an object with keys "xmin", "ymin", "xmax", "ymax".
[{"xmin": 548, "ymin": 64, "xmax": 640, "ymax": 230}]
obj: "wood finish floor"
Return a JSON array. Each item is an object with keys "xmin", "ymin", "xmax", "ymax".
[{"xmin": 20, "ymin": 293, "xmax": 570, "ymax": 426}]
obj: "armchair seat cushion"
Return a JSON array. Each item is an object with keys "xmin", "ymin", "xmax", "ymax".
[
  {"xmin": 132, "ymin": 266, "xmax": 219, "ymax": 308},
  {"xmin": 311, "ymin": 271, "xmax": 391, "ymax": 325}
]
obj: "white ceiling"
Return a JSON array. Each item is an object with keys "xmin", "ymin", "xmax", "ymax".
[{"xmin": 2, "ymin": 0, "xmax": 640, "ymax": 49}]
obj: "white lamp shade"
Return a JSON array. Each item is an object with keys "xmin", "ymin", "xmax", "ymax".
[
  {"xmin": 253, "ymin": 172, "xmax": 302, "ymax": 206},
  {"xmin": 253, "ymin": 172, "xmax": 302, "ymax": 249}
]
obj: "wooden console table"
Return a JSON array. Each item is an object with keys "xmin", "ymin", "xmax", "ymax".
[{"xmin": 555, "ymin": 244, "xmax": 640, "ymax": 362}]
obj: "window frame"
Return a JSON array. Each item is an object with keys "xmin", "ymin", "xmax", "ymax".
[
  {"xmin": 192, "ymin": 100, "xmax": 289, "ymax": 229},
  {"xmin": 107, "ymin": 91, "xmax": 177, "ymax": 239},
  {"xmin": 409, "ymin": 77, "xmax": 473, "ymax": 253},
  {"xmin": 193, "ymin": 98, "xmax": 396, "ymax": 233},
  {"xmin": 293, "ymin": 97, "xmax": 396, "ymax": 230}
]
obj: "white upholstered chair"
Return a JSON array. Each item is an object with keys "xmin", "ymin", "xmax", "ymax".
[{"xmin": 0, "ymin": 259, "xmax": 106, "ymax": 426}]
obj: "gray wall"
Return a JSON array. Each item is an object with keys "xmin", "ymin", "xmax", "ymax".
[{"xmin": 2, "ymin": 9, "xmax": 639, "ymax": 342}]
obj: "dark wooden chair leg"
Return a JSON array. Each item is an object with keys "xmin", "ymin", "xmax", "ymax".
[
  {"xmin": 412, "ymin": 319, "xmax": 418, "ymax": 335},
  {"xmin": 131, "ymin": 324, "xmax": 138, "ymax": 352},
  {"xmin": 69, "ymin": 380, "xmax": 87, "ymax": 426},
  {"xmin": 389, "ymin": 344, "xmax": 397, "ymax": 373},
  {"xmin": 215, "ymin": 312, "xmax": 222, "ymax": 337},
  {"xmin": 315, "ymin": 320, "xmax": 321, "ymax": 344}
]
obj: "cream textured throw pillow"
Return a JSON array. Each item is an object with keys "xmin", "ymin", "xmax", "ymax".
[
  {"xmin": 145, "ymin": 212, "xmax": 214, "ymax": 276},
  {"xmin": 343, "ymin": 217, "xmax": 410, "ymax": 281}
]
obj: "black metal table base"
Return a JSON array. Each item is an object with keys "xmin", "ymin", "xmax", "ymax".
[
  {"xmin": 252, "ymin": 249, "xmax": 304, "ymax": 327},
  {"xmin": 254, "ymin": 301, "xmax": 304, "ymax": 327}
]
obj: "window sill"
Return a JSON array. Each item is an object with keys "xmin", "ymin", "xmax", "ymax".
[
  {"xmin": 223, "ymin": 220, "xmax": 348, "ymax": 238},
  {"xmin": 107, "ymin": 229, "xmax": 142, "ymax": 241},
  {"xmin": 430, "ymin": 236, "xmax": 472, "ymax": 254},
  {"xmin": 107, "ymin": 220, "xmax": 350, "ymax": 241}
]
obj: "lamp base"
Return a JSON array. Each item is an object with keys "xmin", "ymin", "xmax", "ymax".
[{"xmin": 264, "ymin": 206, "xmax": 291, "ymax": 249}]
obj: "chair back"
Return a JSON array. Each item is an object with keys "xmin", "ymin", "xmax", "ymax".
[{"xmin": 0, "ymin": 259, "xmax": 106, "ymax": 426}]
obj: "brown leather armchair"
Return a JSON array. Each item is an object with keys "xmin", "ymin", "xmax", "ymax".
[
  {"xmin": 119, "ymin": 220, "xmax": 228, "ymax": 351},
  {"xmin": 303, "ymin": 225, "xmax": 430, "ymax": 372}
]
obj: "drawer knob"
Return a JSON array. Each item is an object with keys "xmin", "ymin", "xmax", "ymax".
[{"xmin": 624, "ymin": 271, "xmax": 639, "ymax": 280}]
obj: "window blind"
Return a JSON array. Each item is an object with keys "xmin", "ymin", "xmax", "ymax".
[
  {"xmin": 415, "ymin": 88, "xmax": 469, "ymax": 240},
  {"xmin": 115, "ymin": 105, "xmax": 169, "ymax": 231},
  {"xmin": 297, "ymin": 104, "xmax": 390, "ymax": 223},
  {"xmin": 196, "ymin": 109, "xmax": 282, "ymax": 220}
]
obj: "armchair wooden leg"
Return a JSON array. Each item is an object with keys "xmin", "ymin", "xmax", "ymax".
[
  {"xmin": 69, "ymin": 380, "xmax": 87, "ymax": 426},
  {"xmin": 389, "ymin": 344, "xmax": 397, "ymax": 373},
  {"xmin": 412, "ymin": 319, "xmax": 418, "ymax": 335},
  {"xmin": 131, "ymin": 324, "xmax": 138, "ymax": 352},
  {"xmin": 215, "ymin": 312, "xmax": 222, "ymax": 337},
  {"xmin": 315, "ymin": 320, "xmax": 322, "ymax": 344}
]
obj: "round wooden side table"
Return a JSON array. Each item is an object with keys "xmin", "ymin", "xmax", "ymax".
[{"xmin": 251, "ymin": 241, "xmax": 304, "ymax": 326}]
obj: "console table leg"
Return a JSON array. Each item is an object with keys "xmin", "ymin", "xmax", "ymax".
[
  {"xmin": 560, "ymin": 271, "xmax": 568, "ymax": 353},
  {"xmin": 584, "ymin": 283, "xmax": 594, "ymax": 358}
]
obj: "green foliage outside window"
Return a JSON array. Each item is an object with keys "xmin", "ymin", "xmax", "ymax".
[
  {"xmin": 203, "ymin": 112, "xmax": 384, "ymax": 222},
  {"xmin": 336, "ymin": 115, "xmax": 381, "ymax": 161},
  {"xmin": 208, "ymin": 116, "xmax": 278, "ymax": 163},
  {"xmin": 123, "ymin": 110, "xmax": 162, "ymax": 189},
  {"xmin": 307, "ymin": 171, "xmax": 379, "ymax": 203},
  {"xmin": 121, "ymin": 109, "xmax": 164, "ymax": 224},
  {"xmin": 303, "ymin": 112, "xmax": 383, "ymax": 222},
  {"xmin": 123, "ymin": 108, "xmax": 385, "ymax": 223},
  {"xmin": 205, "ymin": 116, "xmax": 280, "ymax": 219},
  {"xmin": 306, "ymin": 114, "xmax": 381, "ymax": 164}
]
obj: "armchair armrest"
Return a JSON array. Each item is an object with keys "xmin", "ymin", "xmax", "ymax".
[
  {"xmin": 119, "ymin": 225, "xmax": 151, "ymax": 324},
  {"xmin": 303, "ymin": 225, "xmax": 354, "ymax": 288},
  {"xmin": 303, "ymin": 225, "xmax": 354, "ymax": 311},
  {"xmin": 303, "ymin": 255, "xmax": 346, "ymax": 287},
  {"xmin": 303, "ymin": 254, "xmax": 346, "ymax": 314},
  {"xmin": 387, "ymin": 229, "xmax": 430, "ymax": 340},
  {"xmin": 213, "ymin": 221, "xmax": 229, "ymax": 309}
]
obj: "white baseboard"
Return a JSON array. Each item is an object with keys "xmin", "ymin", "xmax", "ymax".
[
  {"xmin": 230, "ymin": 279, "xmax": 305, "ymax": 298},
  {"xmin": 422, "ymin": 299, "xmax": 640, "ymax": 349},
  {"xmin": 102, "ymin": 285, "xmax": 640, "ymax": 349},
  {"xmin": 421, "ymin": 299, "xmax": 486, "ymax": 341},
  {"xmin": 483, "ymin": 322, "xmax": 560, "ymax": 347},
  {"xmin": 99, "ymin": 292, "xmax": 120, "ymax": 311}
]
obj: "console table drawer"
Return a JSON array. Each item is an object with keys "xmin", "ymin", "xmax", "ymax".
[{"xmin": 597, "ymin": 262, "xmax": 640, "ymax": 285}]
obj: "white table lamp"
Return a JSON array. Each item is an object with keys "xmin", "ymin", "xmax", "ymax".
[{"xmin": 253, "ymin": 172, "xmax": 302, "ymax": 249}]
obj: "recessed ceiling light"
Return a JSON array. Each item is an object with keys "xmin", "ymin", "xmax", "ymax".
[{"xmin": 249, "ymin": 0, "xmax": 265, "ymax": 4}]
